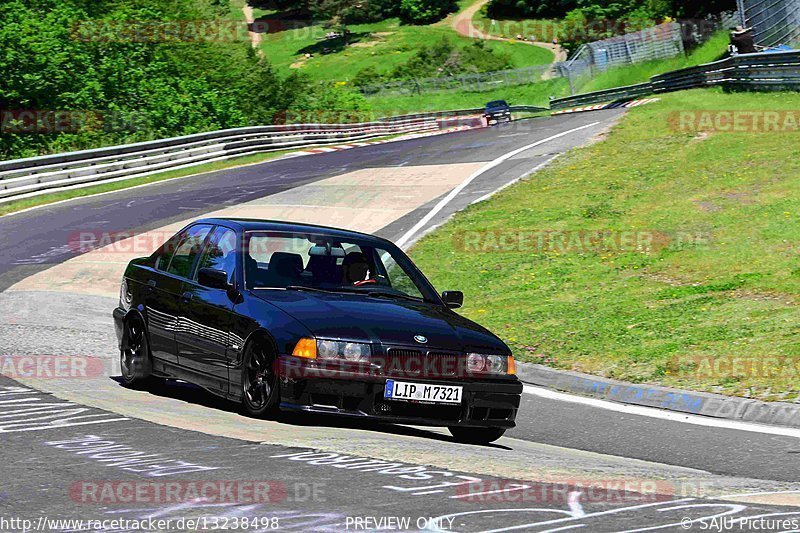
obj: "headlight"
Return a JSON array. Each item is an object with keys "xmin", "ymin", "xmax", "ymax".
[
  {"xmin": 485, "ymin": 354, "xmax": 506, "ymax": 373},
  {"xmin": 119, "ymin": 278, "xmax": 132, "ymax": 311},
  {"xmin": 317, "ymin": 340, "xmax": 339, "ymax": 359},
  {"xmin": 467, "ymin": 353, "xmax": 485, "ymax": 372},
  {"xmin": 316, "ymin": 340, "xmax": 371, "ymax": 362},
  {"xmin": 467, "ymin": 353, "xmax": 514, "ymax": 375},
  {"xmin": 343, "ymin": 342, "xmax": 370, "ymax": 362}
]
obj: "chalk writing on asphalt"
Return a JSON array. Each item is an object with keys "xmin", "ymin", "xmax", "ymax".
[{"xmin": 0, "ymin": 386, "xmax": 128, "ymax": 433}]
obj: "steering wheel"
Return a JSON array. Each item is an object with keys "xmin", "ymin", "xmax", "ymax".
[{"xmin": 353, "ymin": 279, "xmax": 378, "ymax": 287}]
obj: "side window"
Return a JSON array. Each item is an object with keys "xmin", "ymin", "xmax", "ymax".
[
  {"xmin": 166, "ymin": 225, "xmax": 212, "ymax": 279},
  {"xmin": 154, "ymin": 232, "xmax": 185, "ymax": 271},
  {"xmin": 195, "ymin": 227, "xmax": 238, "ymax": 285}
]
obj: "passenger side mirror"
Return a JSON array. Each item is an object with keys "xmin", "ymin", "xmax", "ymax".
[
  {"xmin": 198, "ymin": 268, "xmax": 231, "ymax": 290},
  {"xmin": 442, "ymin": 291, "xmax": 464, "ymax": 309}
]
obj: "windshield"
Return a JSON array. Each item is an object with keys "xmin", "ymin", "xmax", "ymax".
[
  {"xmin": 244, "ymin": 231, "xmax": 439, "ymax": 303},
  {"xmin": 487, "ymin": 100, "xmax": 508, "ymax": 108}
]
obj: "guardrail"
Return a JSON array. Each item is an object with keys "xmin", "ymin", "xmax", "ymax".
[
  {"xmin": 0, "ymin": 105, "xmax": 551, "ymax": 204},
  {"xmin": 551, "ymin": 50, "xmax": 800, "ymax": 109},
  {"xmin": 0, "ymin": 118, "xmax": 444, "ymax": 202},
  {"xmin": 549, "ymin": 82, "xmax": 654, "ymax": 109}
]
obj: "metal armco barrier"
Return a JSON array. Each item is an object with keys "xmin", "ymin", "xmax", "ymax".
[
  {"xmin": 551, "ymin": 50, "xmax": 800, "ymax": 109},
  {"xmin": 549, "ymin": 82, "xmax": 654, "ymax": 109},
  {"xmin": 0, "ymin": 118, "xmax": 441, "ymax": 202},
  {"xmin": 0, "ymin": 106, "xmax": 549, "ymax": 203}
]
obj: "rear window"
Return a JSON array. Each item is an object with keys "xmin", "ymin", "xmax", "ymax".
[{"xmin": 165, "ymin": 225, "xmax": 212, "ymax": 279}]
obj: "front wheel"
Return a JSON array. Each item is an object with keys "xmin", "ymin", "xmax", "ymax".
[
  {"xmin": 120, "ymin": 315, "xmax": 153, "ymax": 388},
  {"xmin": 448, "ymin": 426, "xmax": 506, "ymax": 445},
  {"xmin": 241, "ymin": 341, "xmax": 280, "ymax": 418}
]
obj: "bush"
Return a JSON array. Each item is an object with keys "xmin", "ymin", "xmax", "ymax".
[
  {"xmin": 399, "ymin": 0, "xmax": 458, "ymax": 24},
  {"xmin": 487, "ymin": 0, "xmax": 578, "ymax": 19},
  {"xmin": 358, "ymin": 38, "xmax": 513, "ymax": 84},
  {"xmin": 280, "ymin": 74, "xmax": 373, "ymax": 123},
  {"xmin": 351, "ymin": 66, "xmax": 387, "ymax": 89},
  {"xmin": 487, "ymin": 0, "xmax": 735, "ymax": 21}
]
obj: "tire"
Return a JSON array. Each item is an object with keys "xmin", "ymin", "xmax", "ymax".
[
  {"xmin": 448, "ymin": 426, "xmax": 506, "ymax": 445},
  {"xmin": 120, "ymin": 315, "xmax": 153, "ymax": 389},
  {"xmin": 241, "ymin": 340, "xmax": 280, "ymax": 418}
]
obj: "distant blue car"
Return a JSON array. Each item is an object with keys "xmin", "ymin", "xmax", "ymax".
[{"xmin": 484, "ymin": 100, "xmax": 512, "ymax": 124}]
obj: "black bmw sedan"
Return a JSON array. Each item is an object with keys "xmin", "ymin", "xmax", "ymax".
[{"xmin": 113, "ymin": 218, "xmax": 522, "ymax": 444}]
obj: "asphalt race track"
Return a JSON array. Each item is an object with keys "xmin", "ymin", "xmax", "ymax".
[{"xmin": 2, "ymin": 111, "xmax": 800, "ymax": 532}]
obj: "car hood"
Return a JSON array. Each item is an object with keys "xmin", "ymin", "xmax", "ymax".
[{"xmin": 253, "ymin": 290, "xmax": 510, "ymax": 355}]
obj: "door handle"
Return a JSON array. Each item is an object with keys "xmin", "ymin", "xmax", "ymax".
[
  {"xmin": 147, "ymin": 280, "xmax": 157, "ymax": 292},
  {"xmin": 181, "ymin": 291, "xmax": 193, "ymax": 302}
]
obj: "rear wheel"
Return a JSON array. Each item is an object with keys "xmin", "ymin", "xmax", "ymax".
[
  {"xmin": 448, "ymin": 426, "xmax": 506, "ymax": 445},
  {"xmin": 120, "ymin": 315, "xmax": 153, "ymax": 388},
  {"xmin": 241, "ymin": 341, "xmax": 280, "ymax": 418}
]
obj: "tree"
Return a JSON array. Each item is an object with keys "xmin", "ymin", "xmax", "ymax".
[{"xmin": 310, "ymin": 0, "xmax": 369, "ymax": 46}]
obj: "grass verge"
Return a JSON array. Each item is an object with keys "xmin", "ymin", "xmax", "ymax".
[{"xmin": 408, "ymin": 88, "xmax": 800, "ymax": 401}]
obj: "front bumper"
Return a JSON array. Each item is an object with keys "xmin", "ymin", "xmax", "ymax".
[
  {"xmin": 484, "ymin": 112, "xmax": 511, "ymax": 122},
  {"xmin": 276, "ymin": 357, "xmax": 523, "ymax": 428}
]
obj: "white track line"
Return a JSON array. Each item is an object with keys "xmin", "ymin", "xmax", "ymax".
[
  {"xmin": 395, "ymin": 122, "xmax": 600, "ymax": 248},
  {"xmin": 716, "ymin": 490, "xmax": 800, "ymax": 499},
  {"xmin": 471, "ymin": 155, "xmax": 559, "ymax": 205},
  {"xmin": 523, "ymin": 384, "xmax": 800, "ymax": 438}
]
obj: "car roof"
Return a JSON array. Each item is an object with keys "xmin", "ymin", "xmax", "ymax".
[{"xmin": 195, "ymin": 218, "xmax": 394, "ymax": 246}]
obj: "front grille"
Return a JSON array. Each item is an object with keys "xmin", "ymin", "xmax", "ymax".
[
  {"xmin": 377, "ymin": 348, "xmax": 460, "ymax": 378},
  {"xmin": 374, "ymin": 400, "xmax": 463, "ymax": 421},
  {"xmin": 470, "ymin": 406, "xmax": 515, "ymax": 421}
]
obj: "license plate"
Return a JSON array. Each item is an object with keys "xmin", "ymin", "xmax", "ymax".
[{"xmin": 384, "ymin": 380, "xmax": 463, "ymax": 404}]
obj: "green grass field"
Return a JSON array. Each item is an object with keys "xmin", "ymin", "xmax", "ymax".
[
  {"xmin": 408, "ymin": 88, "xmax": 800, "ymax": 401},
  {"xmin": 256, "ymin": 16, "xmax": 554, "ymax": 82}
]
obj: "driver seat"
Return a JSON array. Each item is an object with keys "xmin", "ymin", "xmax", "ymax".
[{"xmin": 342, "ymin": 252, "xmax": 370, "ymax": 284}]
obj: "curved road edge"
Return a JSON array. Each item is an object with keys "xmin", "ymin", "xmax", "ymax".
[{"xmin": 516, "ymin": 362, "xmax": 800, "ymax": 431}]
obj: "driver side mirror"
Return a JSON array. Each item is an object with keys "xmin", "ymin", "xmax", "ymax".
[
  {"xmin": 442, "ymin": 291, "xmax": 464, "ymax": 309},
  {"xmin": 198, "ymin": 268, "xmax": 231, "ymax": 291}
]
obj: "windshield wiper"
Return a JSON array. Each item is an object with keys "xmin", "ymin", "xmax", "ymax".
[
  {"xmin": 284, "ymin": 285, "xmax": 336, "ymax": 294},
  {"xmin": 366, "ymin": 290, "xmax": 423, "ymax": 303},
  {"xmin": 285, "ymin": 286, "xmax": 425, "ymax": 303},
  {"xmin": 285, "ymin": 285, "xmax": 364, "ymax": 295}
]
